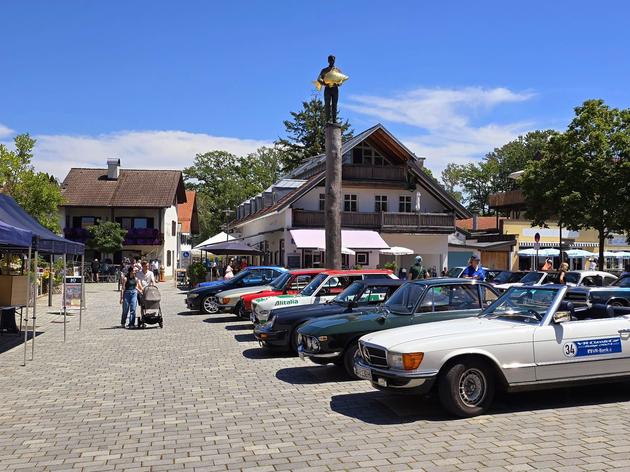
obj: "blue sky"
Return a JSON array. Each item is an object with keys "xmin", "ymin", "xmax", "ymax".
[{"xmin": 1, "ymin": 0, "xmax": 629, "ymax": 178}]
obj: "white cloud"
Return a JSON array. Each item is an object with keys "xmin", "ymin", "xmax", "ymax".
[
  {"xmin": 14, "ymin": 129, "xmax": 271, "ymax": 179},
  {"xmin": 0, "ymin": 123, "xmax": 14, "ymax": 139},
  {"xmin": 346, "ymin": 86, "xmax": 536, "ymax": 175}
]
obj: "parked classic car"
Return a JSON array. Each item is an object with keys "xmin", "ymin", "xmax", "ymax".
[
  {"xmin": 185, "ymin": 266, "xmax": 287, "ymax": 314},
  {"xmin": 488, "ymin": 270, "xmax": 526, "ymax": 286},
  {"xmin": 573, "ymin": 274, "xmax": 630, "ymax": 307},
  {"xmin": 298, "ymin": 279, "xmax": 500, "ymax": 378},
  {"xmin": 250, "ymin": 269, "xmax": 396, "ymax": 323},
  {"xmin": 215, "ymin": 268, "xmax": 323, "ymax": 316},
  {"xmin": 254, "ymin": 279, "xmax": 404, "ymax": 353},
  {"xmin": 354, "ymin": 284, "xmax": 630, "ymax": 417},
  {"xmin": 493, "ymin": 270, "xmax": 560, "ymax": 291},
  {"xmin": 236, "ymin": 269, "xmax": 325, "ymax": 318}
]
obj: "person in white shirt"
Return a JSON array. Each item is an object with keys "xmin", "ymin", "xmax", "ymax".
[
  {"xmin": 136, "ymin": 260, "xmax": 156, "ymax": 289},
  {"xmin": 151, "ymin": 259, "xmax": 160, "ymax": 280}
]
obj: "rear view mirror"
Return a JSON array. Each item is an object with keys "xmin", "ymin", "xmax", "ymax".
[{"xmin": 553, "ymin": 311, "xmax": 571, "ymax": 323}]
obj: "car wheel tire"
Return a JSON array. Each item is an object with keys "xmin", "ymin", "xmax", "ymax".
[
  {"xmin": 290, "ymin": 323, "xmax": 306, "ymax": 354},
  {"xmin": 238, "ymin": 302, "xmax": 249, "ymax": 319},
  {"xmin": 343, "ymin": 342, "xmax": 361, "ymax": 380},
  {"xmin": 609, "ymin": 299, "xmax": 627, "ymax": 307},
  {"xmin": 233, "ymin": 300, "xmax": 243, "ymax": 316},
  {"xmin": 438, "ymin": 359, "xmax": 495, "ymax": 418},
  {"xmin": 201, "ymin": 296, "xmax": 219, "ymax": 314}
]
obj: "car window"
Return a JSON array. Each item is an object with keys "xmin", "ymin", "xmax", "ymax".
[
  {"xmin": 481, "ymin": 286, "xmax": 499, "ymax": 307},
  {"xmin": 603, "ymin": 275, "xmax": 617, "ymax": 286},
  {"xmin": 242, "ymin": 270, "xmax": 260, "ymax": 281},
  {"xmin": 316, "ymin": 276, "xmax": 346, "ymax": 296},
  {"xmin": 290, "ymin": 274, "xmax": 314, "ymax": 290},
  {"xmin": 613, "ymin": 276, "xmax": 630, "ymax": 287},
  {"xmin": 387, "ymin": 283, "xmax": 425, "ymax": 314},
  {"xmin": 448, "ymin": 285, "xmax": 481, "ymax": 310},
  {"xmin": 581, "ymin": 275, "xmax": 599, "ymax": 287},
  {"xmin": 363, "ymin": 273, "xmax": 389, "ymax": 279},
  {"xmin": 357, "ymin": 286, "xmax": 390, "ymax": 305}
]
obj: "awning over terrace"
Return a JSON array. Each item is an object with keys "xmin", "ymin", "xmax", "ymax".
[
  {"xmin": 289, "ymin": 229, "xmax": 390, "ymax": 250},
  {"xmin": 0, "ymin": 220, "xmax": 32, "ymax": 247}
]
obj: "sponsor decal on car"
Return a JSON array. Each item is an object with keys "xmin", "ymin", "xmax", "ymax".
[
  {"xmin": 274, "ymin": 298, "xmax": 300, "ymax": 306},
  {"xmin": 563, "ymin": 337, "xmax": 622, "ymax": 357}
]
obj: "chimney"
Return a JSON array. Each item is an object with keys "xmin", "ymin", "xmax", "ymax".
[
  {"xmin": 472, "ymin": 214, "xmax": 478, "ymax": 231},
  {"xmin": 107, "ymin": 158, "xmax": 120, "ymax": 180}
]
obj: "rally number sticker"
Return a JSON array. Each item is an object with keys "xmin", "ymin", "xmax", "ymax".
[{"xmin": 563, "ymin": 337, "xmax": 622, "ymax": 358}]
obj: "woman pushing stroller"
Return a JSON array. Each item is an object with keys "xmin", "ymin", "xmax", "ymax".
[{"xmin": 120, "ymin": 266, "xmax": 143, "ymax": 329}]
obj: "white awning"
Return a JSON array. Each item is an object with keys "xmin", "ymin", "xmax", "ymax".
[
  {"xmin": 289, "ymin": 229, "xmax": 390, "ymax": 250},
  {"xmin": 193, "ymin": 231, "xmax": 235, "ymax": 249}
]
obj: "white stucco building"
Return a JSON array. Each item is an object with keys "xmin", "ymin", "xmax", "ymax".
[{"xmin": 230, "ymin": 124, "xmax": 471, "ymax": 271}]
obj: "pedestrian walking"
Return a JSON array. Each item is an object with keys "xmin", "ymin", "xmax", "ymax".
[
  {"xmin": 559, "ymin": 262, "xmax": 569, "ymax": 284},
  {"xmin": 151, "ymin": 259, "xmax": 160, "ymax": 280},
  {"xmin": 408, "ymin": 256, "xmax": 428, "ymax": 280},
  {"xmin": 120, "ymin": 266, "xmax": 143, "ymax": 328},
  {"xmin": 91, "ymin": 258, "xmax": 100, "ymax": 282},
  {"xmin": 462, "ymin": 255, "xmax": 486, "ymax": 281}
]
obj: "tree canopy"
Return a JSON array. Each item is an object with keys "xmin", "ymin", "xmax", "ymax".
[
  {"xmin": 521, "ymin": 99, "xmax": 630, "ymax": 269},
  {"xmin": 183, "ymin": 146, "xmax": 284, "ymax": 239},
  {"xmin": 87, "ymin": 221, "xmax": 127, "ymax": 254},
  {"xmin": 275, "ymin": 96, "xmax": 353, "ymax": 172},
  {"xmin": 440, "ymin": 129, "xmax": 556, "ymax": 213},
  {"xmin": 0, "ymin": 133, "xmax": 64, "ymax": 232}
]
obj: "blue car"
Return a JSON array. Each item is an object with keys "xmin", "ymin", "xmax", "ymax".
[{"xmin": 185, "ymin": 266, "xmax": 287, "ymax": 314}]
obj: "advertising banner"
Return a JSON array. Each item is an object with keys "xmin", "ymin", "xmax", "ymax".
[{"xmin": 64, "ymin": 276, "xmax": 82, "ymax": 309}]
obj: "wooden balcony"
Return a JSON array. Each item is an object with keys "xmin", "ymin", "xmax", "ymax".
[
  {"xmin": 342, "ymin": 165, "xmax": 407, "ymax": 182},
  {"xmin": 292, "ymin": 210, "xmax": 455, "ymax": 233},
  {"xmin": 488, "ymin": 189, "xmax": 526, "ymax": 209}
]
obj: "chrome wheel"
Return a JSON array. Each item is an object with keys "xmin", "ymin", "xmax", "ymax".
[
  {"xmin": 202, "ymin": 297, "xmax": 219, "ymax": 314},
  {"xmin": 458, "ymin": 368, "xmax": 486, "ymax": 407}
]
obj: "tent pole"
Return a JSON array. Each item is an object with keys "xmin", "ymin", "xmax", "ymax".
[
  {"xmin": 79, "ymin": 253, "xmax": 84, "ymax": 330},
  {"xmin": 48, "ymin": 254, "xmax": 53, "ymax": 307},
  {"xmin": 23, "ymin": 246, "xmax": 32, "ymax": 367},
  {"xmin": 31, "ymin": 250, "xmax": 38, "ymax": 360},
  {"xmin": 63, "ymin": 253, "xmax": 67, "ymax": 343}
]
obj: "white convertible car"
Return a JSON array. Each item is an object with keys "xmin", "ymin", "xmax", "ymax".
[{"xmin": 355, "ymin": 285, "xmax": 630, "ymax": 417}]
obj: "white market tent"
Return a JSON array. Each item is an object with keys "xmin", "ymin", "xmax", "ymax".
[
  {"xmin": 193, "ymin": 231, "xmax": 235, "ymax": 250},
  {"xmin": 380, "ymin": 246, "xmax": 414, "ymax": 256}
]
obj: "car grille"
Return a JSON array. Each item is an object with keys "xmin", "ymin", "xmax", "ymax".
[{"xmin": 360, "ymin": 343, "xmax": 388, "ymax": 368}]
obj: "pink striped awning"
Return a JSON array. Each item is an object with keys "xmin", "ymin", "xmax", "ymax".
[{"xmin": 289, "ymin": 229, "xmax": 390, "ymax": 250}]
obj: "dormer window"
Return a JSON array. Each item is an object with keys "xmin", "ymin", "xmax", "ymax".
[{"xmin": 351, "ymin": 143, "xmax": 389, "ymax": 166}]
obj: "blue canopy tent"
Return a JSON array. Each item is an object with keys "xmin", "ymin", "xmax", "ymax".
[
  {"xmin": 0, "ymin": 220, "xmax": 32, "ymax": 247},
  {"xmin": 0, "ymin": 194, "xmax": 85, "ymax": 365}
]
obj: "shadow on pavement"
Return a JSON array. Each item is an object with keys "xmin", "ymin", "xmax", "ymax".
[
  {"xmin": 234, "ymin": 333, "xmax": 256, "ymax": 342},
  {"xmin": 203, "ymin": 316, "xmax": 237, "ymax": 324},
  {"xmin": 276, "ymin": 365, "xmax": 356, "ymax": 385},
  {"xmin": 100, "ymin": 325, "xmax": 125, "ymax": 330},
  {"xmin": 331, "ymin": 382, "xmax": 630, "ymax": 425},
  {"xmin": 242, "ymin": 347, "xmax": 295, "ymax": 360},
  {"xmin": 0, "ymin": 331, "xmax": 43, "ymax": 355},
  {"xmin": 225, "ymin": 323, "xmax": 252, "ymax": 331},
  {"xmin": 177, "ymin": 311, "xmax": 206, "ymax": 316}
]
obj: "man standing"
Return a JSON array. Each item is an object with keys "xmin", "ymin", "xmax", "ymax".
[
  {"xmin": 462, "ymin": 255, "xmax": 486, "ymax": 281},
  {"xmin": 318, "ymin": 55, "xmax": 341, "ymax": 123},
  {"xmin": 91, "ymin": 258, "xmax": 100, "ymax": 282},
  {"xmin": 408, "ymin": 256, "xmax": 429, "ymax": 280},
  {"xmin": 151, "ymin": 259, "xmax": 160, "ymax": 280}
]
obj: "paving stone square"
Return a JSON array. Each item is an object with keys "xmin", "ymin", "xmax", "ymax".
[{"xmin": 1, "ymin": 282, "xmax": 630, "ymax": 471}]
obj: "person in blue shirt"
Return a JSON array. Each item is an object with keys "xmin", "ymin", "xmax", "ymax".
[{"xmin": 462, "ymin": 255, "xmax": 485, "ymax": 281}]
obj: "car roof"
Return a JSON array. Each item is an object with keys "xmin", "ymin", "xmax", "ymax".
[
  {"xmin": 246, "ymin": 266, "xmax": 288, "ymax": 271},
  {"xmin": 412, "ymin": 278, "xmax": 491, "ymax": 286},
  {"xmin": 568, "ymin": 270, "xmax": 616, "ymax": 276},
  {"xmin": 320, "ymin": 269, "xmax": 394, "ymax": 276},
  {"xmin": 288, "ymin": 268, "xmax": 327, "ymax": 275},
  {"xmin": 352, "ymin": 279, "xmax": 405, "ymax": 287}
]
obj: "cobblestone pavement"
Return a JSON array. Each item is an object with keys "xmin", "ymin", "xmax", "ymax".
[{"xmin": 2, "ymin": 282, "xmax": 630, "ymax": 471}]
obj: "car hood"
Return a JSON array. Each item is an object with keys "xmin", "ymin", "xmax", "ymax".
[
  {"xmin": 197, "ymin": 280, "xmax": 225, "ymax": 288},
  {"xmin": 189, "ymin": 281, "xmax": 230, "ymax": 295},
  {"xmin": 275, "ymin": 302, "xmax": 349, "ymax": 321},
  {"xmin": 298, "ymin": 309, "xmax": 389, "ymax": 336},
  {"xmin": 360, "ymin": 316, "xmax": 534, "ymax": 353},
  {"xmin": 216, "ymin": 285, "xmax": 273, "ymax": 299}
]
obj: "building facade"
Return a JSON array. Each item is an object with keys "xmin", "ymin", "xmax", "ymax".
[
  {"xmin": 59, "ymin": 159, "xmax": 187, "ymax": 277},
  {"xmin": 230, "ymin": 124, "xmax": 470, "ymax": 271}
]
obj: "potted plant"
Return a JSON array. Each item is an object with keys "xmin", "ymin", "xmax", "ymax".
[{"xmin": 187, "ymin": 262, "xmax": 207, "ymax": 287}]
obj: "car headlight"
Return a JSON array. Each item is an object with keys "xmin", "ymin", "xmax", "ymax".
[
  {"xmin": 188, "ymin": 293, "xmax": 199, "ymax": 299},
  {"xmin": 387, "ymin": 351, "xmax": 424, "ymax": 370}
]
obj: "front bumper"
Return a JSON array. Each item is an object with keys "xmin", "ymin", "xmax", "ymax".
[
  {"xmin": 353, "ymin": 357, "xmax": 437, "ymax": 394},
  {"xmin": 297, "ymin": 345, "xmax": 342, "ymax": 361},
  {"xmin": 186, "ymin": 297, "xmax": 201, "ymax": 310},
  {"xmin": 253, "ymin": 325, "xmax": 289, "ymax": 347}
]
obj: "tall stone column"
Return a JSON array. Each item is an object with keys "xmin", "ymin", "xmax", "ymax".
[{"xmin": 325, "ymin": 123, "xmax": 342, "ymax": 269}]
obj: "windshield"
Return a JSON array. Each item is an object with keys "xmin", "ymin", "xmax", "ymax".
[
  {"xmin": 447, "ymin": 267, "xmax": 463, "ymax": 278},
  {"xmin": 271, "ymin": 272, "xmax": 291, "ymax": 289},
  {"xmin": 333, "ymin": 281, "xmax": 364, "ymax": 304},
  {"xmin": 564, "ymin": 272, "xmax": 581, "ymax": 285},
  {"xmin": 493, "ymin": 271, "xmax": 524, "ymax": 284},
  {"xmin": 519, "ymin": 272, "xmax": 543, "ymax": 284},
  {"xmin": 384, "ymin": 282, "xmax": 425, "ymax": 314},
  {"xmin": 480, "ymin": 286, "xmax": 560, "ymax": 323},
  {"xmin": 613, "ymin": 276, "xmax": 630, "ymax": 287},
  {"xmin": 300, "ymin": 273, "xmax": 328, "ymax": 297},
  {"xmin": 230, "ymin": 269, "xmax": 251, "ymax": 283}
]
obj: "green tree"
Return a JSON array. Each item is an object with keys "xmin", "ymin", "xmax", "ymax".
[
  {"xmin": 521, "ymin": 100, "xmax": 630, "ymax": 270},
  {"xmin": 0, "ymin": 133, "xmax": 64, "ymax": 232},
  {"xmin": 87, "ymin": 221, "xmax": 127, "ymax": 254},
  {"xmin": 184, "ymin": 147, "xmax": 284, "ymax": 239},
  {"xmin": 440, "ymin": 130, "xmax": 556, "ymax": 213},
  {"xmin": 275, "ymin": 96, "xmax": 353, "ymax": 171}
]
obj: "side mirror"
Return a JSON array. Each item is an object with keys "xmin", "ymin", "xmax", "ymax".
[{"xmin": 553, "ymin": 311, "xmax": 571, "ymax": 323}]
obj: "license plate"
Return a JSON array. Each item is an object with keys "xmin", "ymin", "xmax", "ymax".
[{"xmin": 354, "ymin": 365, "xmax": 372, "ymax": 381}]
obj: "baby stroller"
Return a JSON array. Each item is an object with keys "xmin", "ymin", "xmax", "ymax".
[{"xmin": 140, "ymin": 285, "xmax": 163, "ymax": 328}]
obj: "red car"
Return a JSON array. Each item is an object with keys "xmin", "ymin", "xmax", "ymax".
[{"xmin": 238, "ymin": 269, "xmax": 325, "ymax": 318}]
